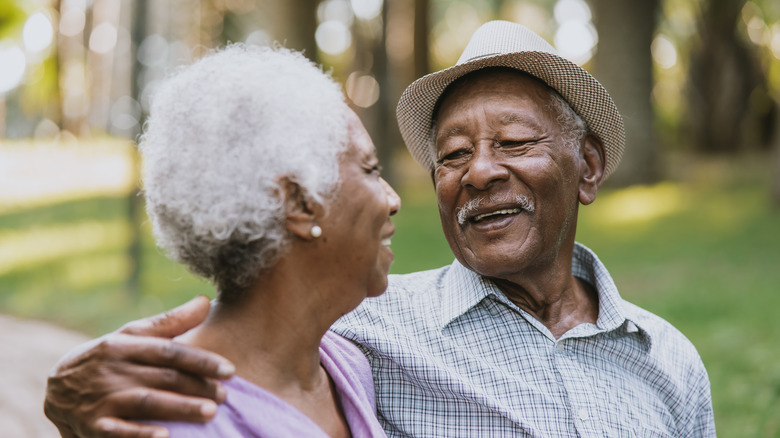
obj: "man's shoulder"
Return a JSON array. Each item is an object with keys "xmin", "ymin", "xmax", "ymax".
[
  {"xmin": 619, "ymin": 299, "xmax": 713, "ymax": 429},
  {"xmin": 620, "ymin": 299, "xmax": 705, "ymax": 367},
  {"xmin": 388, "ymin": 265, "xmax": 451, "ymax": 292},
  {"xmin": 621, "ymin": 300, "xmax": 686, "ymax": 337},
  {"xmin": 321, "ymin": 330, "xmax": 373, "ymax": 379},
  {"xmin": 362, "ymin": 264, "xmax": 452, "ymax": 308},
  {"xmin": 333, "ymin": 264, "xmax": 454, "ymax": 338}
]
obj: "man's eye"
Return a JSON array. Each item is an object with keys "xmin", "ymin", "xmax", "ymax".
[
  {"xmin": 369, "ymin": 164, "xmax": 382, "ymax": 175},
  {"xmin": 499, "ymin": 140, "xmax": 531, "ymax": 148},
  {"xmin": 437, "ymin": 149, "xmax": 468, "ymax": 165}
]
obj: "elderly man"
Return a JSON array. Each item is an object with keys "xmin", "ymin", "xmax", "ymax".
[{"xmin": 45, "ymin": 21, "xmax": 715, "ymax": 437}]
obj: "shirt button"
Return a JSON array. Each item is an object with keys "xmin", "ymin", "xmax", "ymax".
[
  {"xmin": 556, "ymin": 342, "xmax": 565, "ymax": 352},
  {"xmin": 578, "ymin": 408, "xmax": 589, "ymax": 421}
]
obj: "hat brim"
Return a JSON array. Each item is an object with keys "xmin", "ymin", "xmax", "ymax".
[{"xmin": 396, "ymin": 51, "xmax": 625, "ymax": 178}]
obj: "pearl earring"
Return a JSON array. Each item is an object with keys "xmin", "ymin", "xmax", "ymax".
[{"xmin": 310, "ymin": 225, "xmax": 322, "ymax": 238}]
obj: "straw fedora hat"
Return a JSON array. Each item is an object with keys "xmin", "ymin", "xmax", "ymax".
[{"xmin": 396, "ymin": 20, "xmax": 625, "ymax": 179}]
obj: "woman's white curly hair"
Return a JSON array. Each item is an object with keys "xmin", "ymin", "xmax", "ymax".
[{"xmin": 139, "ymin": 44, "xmax": 349, "ymax": 302}]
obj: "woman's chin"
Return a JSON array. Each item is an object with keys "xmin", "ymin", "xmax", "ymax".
[{"xmin": 366, "ymin": 277, "xmax": 389, "ymax": 299}]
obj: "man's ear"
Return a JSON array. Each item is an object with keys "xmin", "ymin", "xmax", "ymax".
[
  {"xmin": 279, "ymin": 176, "xmax": 320, "ymax": 240},
  {"xmin": 578, "ymin": 134, "xmax": 605, "ymax": 205}
]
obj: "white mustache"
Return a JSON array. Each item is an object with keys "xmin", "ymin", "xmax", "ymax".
[{"xmin": 456, "ymin": 193, "xmax": 535, "ymax": 225}]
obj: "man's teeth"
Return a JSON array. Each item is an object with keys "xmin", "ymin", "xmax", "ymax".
[
  {"xmin": 381, "ymin": 238, "xmax": 392, "ymax": 246},
  {"xmin": 473, "ymin": 208, "xmax": 521, "ymax": 222}
]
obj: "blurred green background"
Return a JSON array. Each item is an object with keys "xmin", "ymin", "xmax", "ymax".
[{"xmin": 1, "ymin": 0, "xmax": 779, "ymax": 436}]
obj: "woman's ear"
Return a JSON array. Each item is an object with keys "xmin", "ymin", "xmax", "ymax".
[
  {"xmin": 279, "ymin": 176, "xmax": 321, "ymax": 240},
  {"xmin": 578, "ymin": 134, "xmax": 606, "ymax": 206}
]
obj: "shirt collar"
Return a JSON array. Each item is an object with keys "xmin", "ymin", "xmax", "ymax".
[
  {"xmin": 572, "ymin": 243, "xmax": 653, "ymax": 347},
  {"xmin": 438, "ymin": 242, "xmax": 653, "ymax": 347},
  {"xmin": 572, "ymin": 242, "xmax": 624, "ymax": 331},
  {"xmin": 439, "ymin": 258, "xmax": 496, "ymax": 328}
]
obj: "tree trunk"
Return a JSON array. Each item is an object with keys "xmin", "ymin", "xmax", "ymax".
[
  {"xmin": 414, "ymin": 0, "xmax": 430, "ymax": 79},
  {"xmin": 352, "ymin": 0, "xmax": 427, "ymax": 188},
  {"xmin": 771, "ymin": 100, "xmax": 780, "ymax": 207},
  {"xmin": 349, "ymin": 2, "xmax": 396, "ymax": 187},
  {"xmin": 372, "ymin": 11, "xmax": 395, "ymax": 188},
  {"xmin": 590, "ymin": 0, "xmax": 660, "ymax": 186},
  {"xmin": 255, "ymin": 0, "xmax": 318, "ymax": 60},
  {"xmin": 58, "ymin": 0, "xmax": 89, "ymax": 135},
  {"xmin": 375, "ymin": 0, "xmax": 430, "ymax": 184},
  {"xmin": 686, "ymin": 0, "xmax": 772, "ymax": 153},
  {"xmin": 86, "ymin": 0, "xmax": 121, "ymax": 132},
  {"xmin": 125, "ymin": 0, "xmax": 148, "ymax": 297}
]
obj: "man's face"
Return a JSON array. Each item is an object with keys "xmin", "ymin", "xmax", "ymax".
[{"xmin": 433, "ymin": 70, "xmax": 585, "ymax": 279}]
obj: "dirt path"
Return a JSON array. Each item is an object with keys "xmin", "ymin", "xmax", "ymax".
[{"xmin": 0, "ymin": 314, "xmax": 89, "ymax": 438}]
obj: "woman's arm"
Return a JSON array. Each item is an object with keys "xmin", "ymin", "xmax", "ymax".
[{"xmin": 43, "ymin": 296, "xmax": 235, "ymax": 438}]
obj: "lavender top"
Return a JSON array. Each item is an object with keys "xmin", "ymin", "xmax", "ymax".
[{"xmin": 148, "ymin": 331, "xmax": 386, "ymax": 437}]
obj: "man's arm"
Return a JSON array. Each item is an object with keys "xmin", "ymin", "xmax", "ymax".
[{"xmin": 43, "ymin": 296, "xmax": 235, "ymax": 438}]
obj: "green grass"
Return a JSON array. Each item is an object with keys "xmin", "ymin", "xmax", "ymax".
[
  {"xmin": 0, "ymin": 195, "xmax": 208, "ymax": 332},
  {"xmin": 577, "ymin": 167, "xmax": 780, "ymax": 437},
  {"xmin": 1, "ymin": 154, "xmax": 778, "ymax": 436}
]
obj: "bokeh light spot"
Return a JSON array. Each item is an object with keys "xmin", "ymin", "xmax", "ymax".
[
  {"xmin": 554, "ymin": 0, "xmax": 591, "ymax": 24},
  {"xmin": 0, "ymin": 44, "xmax": 26, "ymax": 94},
  {"xmin": 554, "ymin": 21, "xmax": 597, "ymax": 65},
  {"xmin": 137, "ymin": 34, "xmax": 169, "ymax": 67},
  {"xmin": 552, "ymin": 0, "xmax": 596, "ymax": 65},
  {"xmin": 245, "ymin": 30, "xmax": 271, "ymax": 47},
  {"xmin": 318, "ymin": 0, "xmax": 354, "ymax": 27},
  {"xmin": 351, "ymin": 0, "xmax": 383, "ymax": 21},
  {"xmin": 89, "ymin": 22, "xmax": 118, "ymax": 54},
  {"xmin": 315, "ymin": 21, "xmax": 352, "ymax": 55},
  {"xmin": 110, "ymin": 96, "xmax": 142, "ymax": 131},
  {"xmin": 651, "ymin": 34, "xmax": 677, "ymax": 69},
  {"xmin": 23, "ymin": 12, "xmax": 54, "ymax": 53},
  {"xmin": 59, "ymin": 8, "xmax": 86, "ymax": 37},
  {"xmin": 346, "ymin": 72, "xmax": 380, "ymax": 108},
  {"xmin": 771, "ymin": 23, "xmax": 780, "ymax": 59}
]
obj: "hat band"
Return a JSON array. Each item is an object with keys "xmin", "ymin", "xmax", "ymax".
[{"xmin": 465, "ymin": 52, "xmax": 501, "ymax": 62}]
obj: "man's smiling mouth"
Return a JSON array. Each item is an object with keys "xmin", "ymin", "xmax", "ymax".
[
  {"xmin": 457, "ymin": 194, "xmax": 535, "ymax": 225},
  {"xmin": 472, "ymin": 208, "xmax": 522, "ymax": 223}
]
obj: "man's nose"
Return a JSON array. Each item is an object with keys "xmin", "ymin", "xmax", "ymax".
[
  {"xmin": 382, "ymin": 178, "xmax": 401, "ymax": 216},
  {"xmin": 461, "ymin": 144, "xmax": 509, "ymax": 190}
]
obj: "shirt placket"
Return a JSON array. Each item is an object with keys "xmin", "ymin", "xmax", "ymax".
[{"xmin": 553, "ymin": 338, "xmax": 604, "ymax": 438}]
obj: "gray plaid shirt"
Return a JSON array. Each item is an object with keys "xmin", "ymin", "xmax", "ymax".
[{"xmin": 332, "ymin": 242, "xmax": 715, "ymax": 437}]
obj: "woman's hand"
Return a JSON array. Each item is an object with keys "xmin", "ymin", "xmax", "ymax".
[{"xmin": 43, "ymin": 296, "xmax": 235, "ymax": 438}]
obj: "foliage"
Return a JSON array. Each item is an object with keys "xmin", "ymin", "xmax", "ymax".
[{"xmin": 0, "ymin": 1, "xmax": 26, "ymax": 40}]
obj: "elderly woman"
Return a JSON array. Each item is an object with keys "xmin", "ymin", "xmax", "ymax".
[{"xmin": 137, "ymin": 45, "xmax": 398, "ymax": 436}]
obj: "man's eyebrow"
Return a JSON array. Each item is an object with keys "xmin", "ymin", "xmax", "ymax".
[
  {"xmin": 437, "ymin": 126, "xmax": 465, "ymax": 139},
  {"xmin": 499, "ymin": 112, "xmax": 542, "ymax": 129},
  {"xmin": 436, "ymin": 112, "xmax": 543, "ymax": 141}
]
